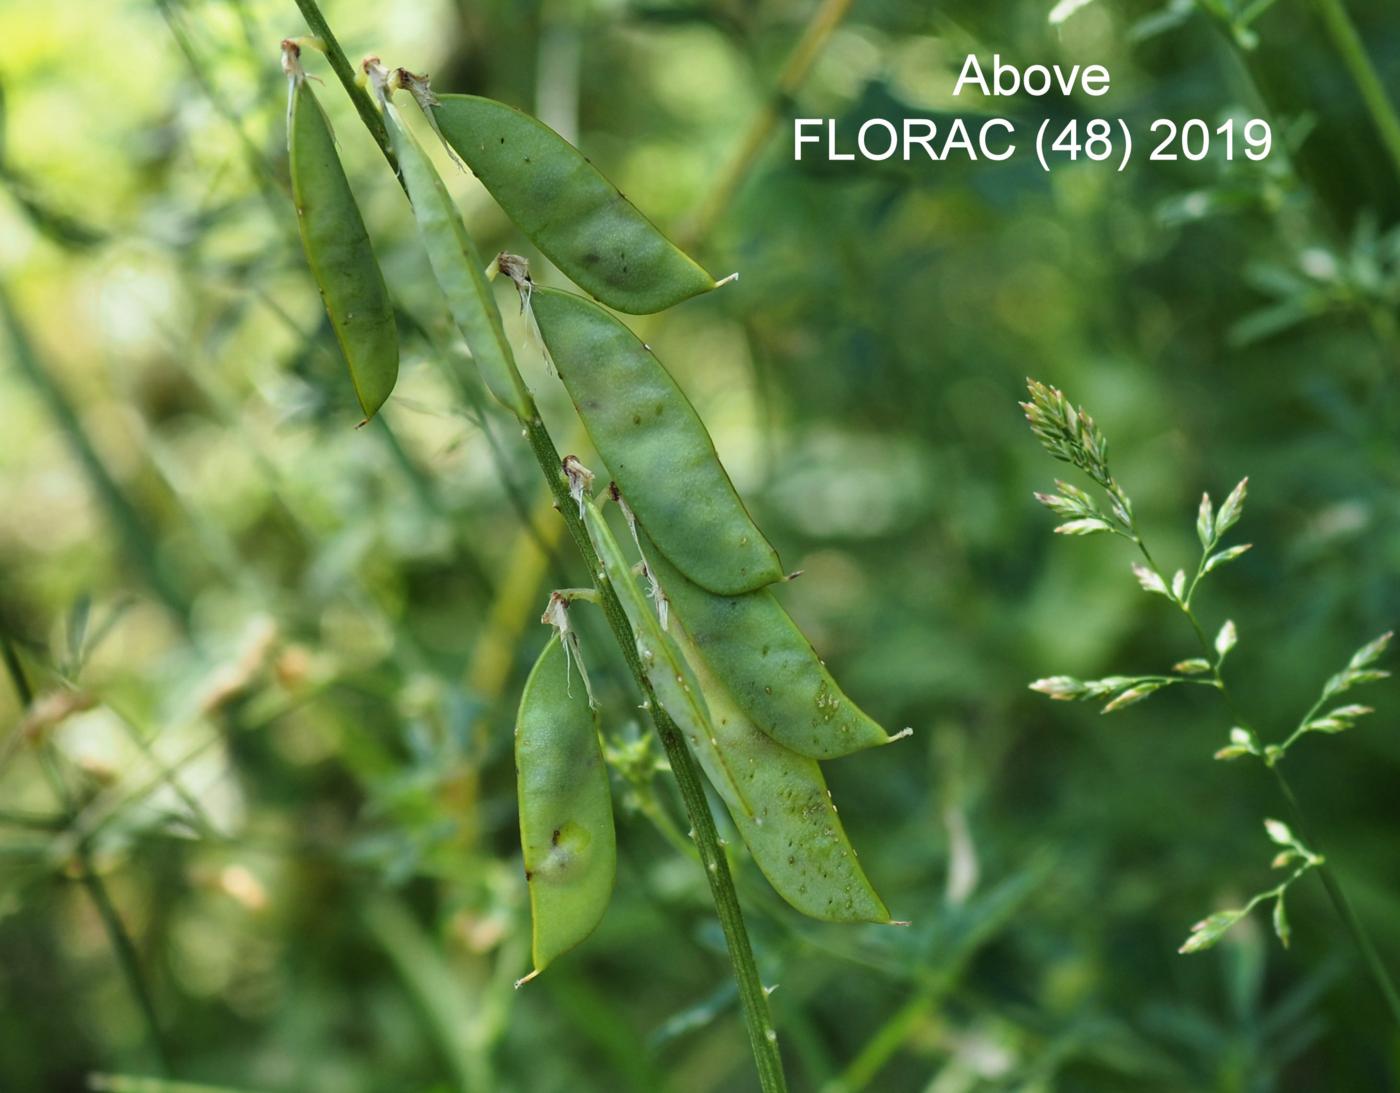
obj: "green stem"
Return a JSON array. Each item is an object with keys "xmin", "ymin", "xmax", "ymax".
[
  {"xmin": 0, "ymin": 283, "xmax": 189, "ymax": 620},
  {"xmin": 1269, "ymin": 765, "xmax": 1400, "ymax": 1026},
  {"xmin": 0, "ymin": 631, "xmax": 171, "ymax": 1072},
  {"xmin": 523, "ymin": 418, "xmax": 787, "ymax": 1092},
  {"xmin": 1308, "ymin": 0, "xmax": 1400, "ymax": 189},
  {"xmin": 684, "ymin": 0, "xmax": 854, "ymax": 245},
  {"xmin": 288, "ymin": 3, "xmax": 787, "ymax": 1085},
  {"xmin": 78, "ymin": 864, "xmax": 172, "ymax": 1074},
  {"xmin": 290, "ymin": 0, "xmax": 398, "ymax": 177}
]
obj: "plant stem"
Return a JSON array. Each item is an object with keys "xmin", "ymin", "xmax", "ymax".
[
  {"xmin": 1269, "ymin": 765, "xmax": 1400, "ymax": 1026},
  {"xmin": 0, "ymin": 631, "xmax": 171, "ymax": 1072},
  {"xmin": 287, "ymin": 3, "xmax": 788, "ymax": 1084},
  {"xmin": 523, "ymin": 417, "xmax": 787, "ymax": 1092},
  {"xmin": 683, "ymin": 0, "xmax": 853, "ymax": 245},
  {"xmin": 78, "ymin": 865, "xmax": 172, "ymax": 1074},
  {"xmin": 290, "ymin": 0, "xmax": 398, "ymax": 177},
  {"xmin": 1308, "ymin": 0, "xmax": 1400, "ymax": 190},
  {"xmin": 0, "ymin": 283, "xmax": 189, "ymax": 620}
]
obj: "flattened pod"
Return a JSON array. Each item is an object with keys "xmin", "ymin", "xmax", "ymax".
[
  {"xmin": 430, "ymin": 94, "xmax": 718, "ymax": 314},
  {"xmin": 517, "ymin": 634, "xmax": 616, "ymax": 977},
  {"xmin": 534, "ymin": 287, "xmax": 783, "ymax": 596},
  {"xmin": 669, "ymin": 619, "xmax": 891, "ymax": 923},
  {"xmin": 382, "ymin": 99, "xmax": 532, "ymax": 418},
  {"xmin": 581, "ymin": 498, "xmax": 756, "ymax": 818},
  {"xmin": 642, "ymin": 531, "xmax": 897, "ymax": 759},
  {"xmin": 287, "ymin": 69, "xmax": 398, "ymax": 418}
]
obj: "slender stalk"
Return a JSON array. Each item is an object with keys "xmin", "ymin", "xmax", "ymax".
[
  {"xmin": 288, "ymin": 3, "xmax": 787, "ymax": 1085},
  {"xmin": 684, "ymin": 0, "xmax": 853, "ymax": 245},
  {"xmin": 1308, "ymin": 0, "xmax": 1400, "ymax": 189},
  {"xmin": 1270, "ymin": 765, "xmax": 1400, "ymax": 1026},
  {"xmin": 0, "ymin": 283, "xmax": 189, "ymax": 620},
  {"xmin": 523, "ymin": 418, "xmax": 787, "ymax": 1092},
  {"xmin": 290, "ymin": 0, "xmax": 398, "ymax": 176},
  {"xmin": 155, "ymin": 0, "xmax": 287, "ymax": 204},
  {"xmin": 1, "ymin": 633, "xmax": 32, "ymax": 706},
  {"xmin": 0, "ymin": 632, "xmax": 171, "ymax": 1072},
  {"xmin": 78, "ymin": 867, "xmax": 172, "ymax": 1074}
]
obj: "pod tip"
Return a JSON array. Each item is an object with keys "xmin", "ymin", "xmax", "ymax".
[
  {"xmin": 888, "ymin": 919, "xmax": 913, "ymax": 928},
  {"xmin": 715, "ymin": 271, "xmax": 739, "ymax": 288},
  {"xmin": 889, "ymin": 727, "xmax": 914, "ymax": 743},
  {"xmin": 514, "ymin": 968, "xmax": 541, "ymax": 990}
]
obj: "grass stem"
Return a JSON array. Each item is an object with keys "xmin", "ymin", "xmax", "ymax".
[
  {"xmin": 0, "ymin": 630, "xmax": 171, "ymax": 1073},
  {"xmin": 1308, "ymin": 0, "xmax": 1400, "ymax": 189}
]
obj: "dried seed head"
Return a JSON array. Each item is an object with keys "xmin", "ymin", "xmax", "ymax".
[
  {"xmin": 561, "ymin": 455, "xmax": 595, "ymax": 518},
  {"xmin": 498, "ymin": 253, "xmax": 534, "ymax": 305},
  {"xmin": 394, "ymin": 67, "xmax": 439, "ymax": 108},
  {"xmin": 641, "ymin": 562, "xmax": 670, "ymax": 631},
  {"xmin": 541, "ymin": 591, "xmax": 596, "ymax": 708},
  {"xmin": 361, "ymin": 55, "xmax": 392, "ymax": 106},
  {"xmin": 610, "ymin": 484, "xmax": 669, "ymax": 629},
  {"xmin": 541, "ymin": 589, "xmax": 571, "ymax": 633},
  {"xmin": 497, "ymin": 253, "xmax": 552, "ymax": 370},
  {"xmin": 281, "ymin": 39, "xmax": 308, "ymax": 128},
  {"xmin": 20, "ymin": 688, "xmax": 97, "ymax": 742},
  {"xmin": 280, "ymin": 39, "xmax": 304, "ymax": 80},
  {"xmin": 392, "ymin": 67, "xmax": 464, "ymax": 170}
]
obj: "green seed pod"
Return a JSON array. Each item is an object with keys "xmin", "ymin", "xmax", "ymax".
[
  {"xmin": 583, "ymin": 497, "xmax": 888, "ymax": 922},
  {"xmin": 582, "ymin": 497, "xmax": 756, "ymax": 818},
  {"xmin": 672, "ymin": 619, "xmax": 891, "ymax": 923},
  {"xmin": 641, "ymin": 529, "xmax": 900, "ymax": 759},
  {"xmin": 379, "ymin": 84, "xmax": 532, "ymax": 418},
  {"xmin": 533, "ymin": 287, "xmax": 783, "ymax": 596},
  {"xmin": 516, "ymin": 633, "xmax": 616, "ymax": 980},
  {"xmin": 429, "ymin": 94, "xmax": 719, "ymax": 314},
  {"xmin": 285, "ymin": 45, "xmax": 398, "ymax": 419}
]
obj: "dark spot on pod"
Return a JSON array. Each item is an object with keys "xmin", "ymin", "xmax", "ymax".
[
  {"xmin": 583, "ymin": 252, "xmax": 600, "ymax": 266},
  {"xmin": 524, "ymin": 869, "xmax": 533, "ymax": 880},
  {"xmin": 551, "ymin": 828, "xmax": 562, "ymax": 846},
  {"xmin": 632, "ymin": 414, "xmax": 642, "ymax": 425}
]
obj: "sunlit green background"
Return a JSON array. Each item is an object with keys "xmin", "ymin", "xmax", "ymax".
[{"xmin": 3, "ymin": 0, "xmax": 1400, "ymax": 1089}]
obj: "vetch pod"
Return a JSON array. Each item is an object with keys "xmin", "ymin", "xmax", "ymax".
[
  {"xmin": 284, "ymin": 41, "xmax": 398, "ymax": 419},
  {"xmin": 641, "ymin": 529, "xmax": 903, "ymax": 759},
  {"xmin": 516, "ymin": 634, "xmax": 616, "ymax": 982},
  {"xmin": 581, "ymin": 496, "xmax": 756, "ymax": 818},
  {"xmin": 373, "ymin": 66, "xmax": 533, "ymax": 418},
  {"xmin": 531, "ymin": 286, "xmax": 783, "ymax": 596},
  {"xmin": 670, "ymin": 618, "xmax": 891, "ymax": 923},
  {"xmin": 428, "ymin": 94, "xmax": 720, "ymax": 314},
  {"xmin": 584, "ymin": 495, "xmax": 888, "ymax": 922}
]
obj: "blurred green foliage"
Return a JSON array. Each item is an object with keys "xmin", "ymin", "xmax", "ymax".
[{"xmin": 2, "ymin": 0, "xmax": 1399, "ymax": 1089}]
